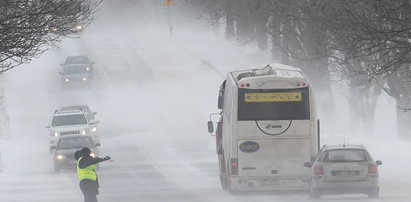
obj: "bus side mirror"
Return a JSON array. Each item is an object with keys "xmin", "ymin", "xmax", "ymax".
[{"xmin": 207, "ymin": 121, "xmax": 214, "ymax": 133}]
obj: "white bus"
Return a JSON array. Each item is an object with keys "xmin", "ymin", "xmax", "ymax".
[{"xmin": 208, "ymin": 63, "xmax": 319, "ymax": 191}]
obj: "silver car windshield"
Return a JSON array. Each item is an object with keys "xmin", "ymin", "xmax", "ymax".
[
  {"xmin": 52, "ymin": 114, "xmax": 87, "ymax": 126},
  {"xmin": 57, "ymin": 137, "xmax": 93, "ymax": 149},
  {"xmin": 323, "ymin": 149, "xmax": 368, "ymax": 162}
]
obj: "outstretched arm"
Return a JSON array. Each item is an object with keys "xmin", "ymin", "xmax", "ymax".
[{"xmin": 79, "ymin": 156, "xmax": 110, "ymax": 168}]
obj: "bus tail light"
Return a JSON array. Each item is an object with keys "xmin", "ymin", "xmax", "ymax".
[{"xmin": 231, "ymin": 158, "xmax": 239, "ymax": 175}]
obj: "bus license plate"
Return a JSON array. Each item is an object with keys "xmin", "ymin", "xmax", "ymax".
[{"xmin": 261, "ymin": 179, "xmax": 279, "ymax": 186}]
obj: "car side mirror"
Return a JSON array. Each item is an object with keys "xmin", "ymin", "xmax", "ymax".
[
  {"xmin": 207, "ymin": 121, "xmax": 214, "ymax": 133},
  {"xmin": 46, "ymin": 125, "xmax": 51, "ymax": 128},
  {"xmin": 376, "ymin": 160, "xmax": 382, "ymax": 166},
  {"xmin": 303, "ymin": 162, "xmax": 312, "ymax": 168},
  {"xmin": 95, "ymin": 143, "xmax": 101, "ymax": 147},
  {"xmin": 92, "ymin": 112, "xmax": 97, "ymax": 115},
  {"xmin": 50, "ymin": 146, "xmax": 56, "ymax": 150}
]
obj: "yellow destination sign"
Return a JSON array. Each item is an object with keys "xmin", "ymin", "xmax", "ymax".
[{"xmin": 244, "ymin": 92, "xmax": 302, "ymax": 102}]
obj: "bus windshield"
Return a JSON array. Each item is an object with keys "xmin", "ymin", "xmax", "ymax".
[{"xmin": 238, "ymin": 87, "xmax": 310, "ymax": 120}]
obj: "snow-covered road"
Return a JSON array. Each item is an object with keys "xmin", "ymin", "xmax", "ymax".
[{"xmin": 1, "ymin": 1, "xmax": 411, "ymax": 202}]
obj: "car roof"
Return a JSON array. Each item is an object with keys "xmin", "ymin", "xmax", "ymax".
[
  {"xmin": 60, "ymin": 105, "xmax": 90, "ymax": 111},
  {"xmin": 65, "ymin": 56, "xmax": 90, "ymax": 64},
  {"xmin": 323, "ymin": 145, "xmax": 367, "ymax": 151},
  {"xmin": 55, "ymin": 109, "xmax": 84, "ymax": 116}
]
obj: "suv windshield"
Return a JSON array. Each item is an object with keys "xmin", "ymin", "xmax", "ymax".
[
  {"xmin": 323, "ymin": 149, "xmax": 368, "ymax": 162},
  {"xmin": 52, "ymin": 114, "xmax": 87, "ymax": 126},
  {"xmin": 57, "ymin": 137, "xmax": 93, "ymax": 149},
  {"xmin": 63, "ymin": 66, "xmax": 88, "ymax": 74}
]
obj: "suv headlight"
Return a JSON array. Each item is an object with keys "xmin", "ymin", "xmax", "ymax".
[
  {"xmin": 81, "ymin": 128, "xmax": 90, "ymax": 135},
  {"xmin": 51, "ymin": 131, "xmax": 59, "ymax": 137}
]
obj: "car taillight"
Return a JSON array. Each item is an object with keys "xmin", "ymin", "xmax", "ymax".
[
  {"xmin": 231, "ymin": 158, "xmax": 239, "ymax": 175},
  {"xmin": 314, "ymin": 165, "xmax": 323, "ymax": 175},
  {"xmin": 369, "ymin": 163, "xmax": 378, "ymax": 173}
]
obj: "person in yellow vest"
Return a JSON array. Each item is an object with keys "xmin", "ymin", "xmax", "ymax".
[{"xmin": 75, "ymin": 147, "xmax": 111, "ymax": 202}]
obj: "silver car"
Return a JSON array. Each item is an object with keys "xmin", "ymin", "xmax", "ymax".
[{"xmin": 304, "ymin": 145, "xmax": 382, "ymax": 199}]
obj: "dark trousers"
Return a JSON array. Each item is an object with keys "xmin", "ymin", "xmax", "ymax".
[{"xmin": 80, "ymin": 179, "xmax": 99, "ymax": 202}]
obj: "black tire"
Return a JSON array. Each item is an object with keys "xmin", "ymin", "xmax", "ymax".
[{"xmin": 368, "ymin": 188, "xmax": 379, "ymax": 199}]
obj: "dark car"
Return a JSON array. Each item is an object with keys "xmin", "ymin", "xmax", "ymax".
[
  {"xmin": 304, "ymin": 145, "xmax": 382, "ymax": 199},
  {"xmin": 60, "ymin": 56, "xmax": 94, "ymax": 86},
  {"xmin": 63, "ymin": 56, "xmax": 94, "ymax": 73},
  {"xmin": 52, "ymin": 135, "xmax": 99, "ymax": 172}
]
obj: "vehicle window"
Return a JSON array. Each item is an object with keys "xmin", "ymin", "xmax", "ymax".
[
  {"xmin": 52, "ymin": 114, "xmax": 87, "ymax": 126},
  {"xmin": 238, "ymin": 87, "xmax": 310, "ymax": 120},
  {"xmin": 63, "ymin": 66, "xmax": 88, "ymax": 74},
  {"xmin": 323, "ymin": 149, "xmax": 368, "ymax": 162},
  {"xmin": 65, "ymin": 57, "xmax": 90, "ymax": 64},
  {"xmin": 57, "ymin": 137, "xmax": 93, "ymax": 149}
]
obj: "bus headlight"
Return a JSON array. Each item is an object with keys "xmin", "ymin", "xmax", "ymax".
[{"xmin": 56, "ymin": 155, "xmax": 64, "ymax": 160}]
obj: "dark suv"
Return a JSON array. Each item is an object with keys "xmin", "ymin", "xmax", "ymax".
[
  {"xmin": 60, "ymin": 56, "xmax": 94, "ymax": 86},
  {"xmin": 52, "ymin": 135, "xmax": 99, "ymax": 172}
]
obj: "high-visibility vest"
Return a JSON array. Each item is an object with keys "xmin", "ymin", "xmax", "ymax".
[{"xmin": 77, "ymin": 156, "xmax": 97, "ymax": 181}]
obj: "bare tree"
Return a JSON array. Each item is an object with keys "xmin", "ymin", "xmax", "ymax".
[{"xmin": 0, "ymin": 0, "xmax": 102, "ymax": 73}]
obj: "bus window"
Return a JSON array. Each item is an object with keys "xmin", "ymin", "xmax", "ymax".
[
  {"xmin": 237, "ymin": 87, "xmax": 310, "ymax": 120},
  {"xmin": 218, "ymin": 80, "xmax": 226, "ymax": 109}
]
